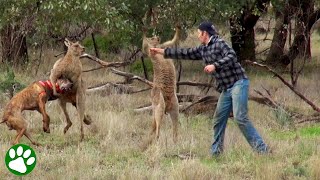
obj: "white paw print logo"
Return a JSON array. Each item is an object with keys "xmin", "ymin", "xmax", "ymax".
[{"xmin": 5, "ymin": 144, "xmax": 37, "ymax": 176}]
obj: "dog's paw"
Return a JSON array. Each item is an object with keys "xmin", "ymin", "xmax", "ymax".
[{"xmin": 7, "ymin": 145, "xmax": 36, "ymax": 174}]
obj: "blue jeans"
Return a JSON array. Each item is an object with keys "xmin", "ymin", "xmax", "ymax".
[{"xmin": 211, "ymin": 79, "xmax": 268, "ymax": 155}]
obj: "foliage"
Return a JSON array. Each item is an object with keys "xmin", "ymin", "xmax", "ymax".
[
  {"xmin": 129, "ymin": 57, "xmax": 153, "ymax": 75},
  {"xmin": 0, "ymin": 0, "xmax": 131, "ymax": 47},
  {"xmin": 36, "ymin": 0, "xmax": 130, "ymax": 34},
  {"xmin": 0, "ymin": 67, "xmax": 25, "ymax": 93},
  {"xmin": 0, "ymin": 0, "xmax": 277, "ymax": 51},
  {"xmin": 273, "ymin": 107, "xmax": 294, "ymax": 128},
  {"xmin": 0, "ymin": 0, "xmax": 317, "ymax": 67},
  {"xmin": 83, "ymin": 32, "xmax": 129, "ymax": 54}
]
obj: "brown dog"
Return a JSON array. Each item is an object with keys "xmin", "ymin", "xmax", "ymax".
[{"xmin": 1, "ymin": 78, "xmax": 73, "ymax": 145}]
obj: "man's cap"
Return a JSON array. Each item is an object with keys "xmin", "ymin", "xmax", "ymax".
[{"xmin": 198, "ymin": 21, "xmax": 216, "ymax": 36}]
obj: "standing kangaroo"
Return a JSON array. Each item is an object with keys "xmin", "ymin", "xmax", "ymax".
[
  {"xmin": 142, "ymin": 25, "xmax": 181, "ymax": 147},
  {"xmin": 50, "ymin": 39, "xmax": 87, "ymax": 141}
]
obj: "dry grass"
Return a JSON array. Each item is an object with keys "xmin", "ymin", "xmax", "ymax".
[{"xmin": 1, "ymin": 31, "xmax": 320, "ymax": 179}]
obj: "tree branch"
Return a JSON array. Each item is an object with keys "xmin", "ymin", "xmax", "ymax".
[
  {"xmin": 110, "ymin": 68, "xmax": 154, "ymax": 87},
  {"xmin": 80, "ymin": 53, "xmax": 129, "ymax": 68},
  {"xmin": 246, "ymin": 60, "xmax": 320, "ymax": 112},
  {"xmin": 177, "ymin": 81, "xmax": 214, "ymax": 88}
]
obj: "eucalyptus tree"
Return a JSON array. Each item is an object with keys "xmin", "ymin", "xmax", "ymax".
[
  {"xmin": 111, "ymin": 0, "xmax": 271, "ymax": 63},
  {"xmin": 0, "ymin": 0, "xmax": 128, "ymax": 65},
  {"xmin": 266, "ymin": 0, "xmax": 320, "ymax": 67},
  {"xmin": 107, "ymin": 0, "xmax": 217, "ymax": 48},
  {"xmin": 0, "ymin": 0, "xmax": 38, "ymax": 65}
]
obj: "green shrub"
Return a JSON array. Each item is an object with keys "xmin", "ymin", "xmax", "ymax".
[
  {"xmin": 273, "ymin": 107, "xmax": 293, "ymax": 128},
  {"xmin": 0, "ymin": 67, "xmax": 25, "ymax": 93},
  {"xmin": 129, "ymin": 58, "xmax": 153, "ymax": 75},
  {"xmin": 83, "ymin": 29, "xmax": 132, "ymax": 54}
]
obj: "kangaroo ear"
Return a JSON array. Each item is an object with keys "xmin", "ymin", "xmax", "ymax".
[{"xmin": 64, "ymin": 38, "xmax": 71, "ymax": 47}]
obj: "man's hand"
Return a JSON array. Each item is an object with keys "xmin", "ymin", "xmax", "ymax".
[
  {"xmin": 149, "ymin": 48, "xmax": 164, "ymax": 56},
  {"xmin": 204, "ymin": 64, "xmax": 216, "ymax": 74}
]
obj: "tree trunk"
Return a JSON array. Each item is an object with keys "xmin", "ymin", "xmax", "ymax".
[
  {"xmin": 230, "ymin": 18, "xmax": 256, "ymax": 63},
  {"xmin": 302, "ymin": 4, "xmax": 314, "ymax": 59},
  {"xmin": 1, "ymin": 24, "xmax": 28, "ymax": 66},
  {"xmin": 141, "ymin": 56, "xmax": 149, "ymax": 80},
  {"xmin": 280, "ymin": 0, "xmax": 315, "ymax": 65},
  {"xmin": 229, "ymin": 0, "xmax": 270, "ymax": 63},
  {"xmin": 91, "ymin": 33, "xmax": 100, "ymax": 58},
  {"xmin": 230, "ymin": 17, "xmax": 256, "ymax": 63},
  {"xmin": 266, "ymin": 7, "xmax": 289, "ymax": 66}
]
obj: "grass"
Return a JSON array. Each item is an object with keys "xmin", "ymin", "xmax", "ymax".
[{"xmin": 1, "ymin": 30, "xmax": 320, "ymax": 180}]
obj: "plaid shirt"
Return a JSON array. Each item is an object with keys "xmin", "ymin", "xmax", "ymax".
[{"xmin": 164, "ymin": 35, "xmax": 247, "ymax": 92}]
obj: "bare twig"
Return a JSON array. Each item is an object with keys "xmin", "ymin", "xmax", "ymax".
[
  {"xmin": 177, "ymin": 94, "xmax": 202, "ymax": 102},
  {"xmin": 108, "ymin": 67, "xmax": 214, "ymax": 89},
  {"xmin": 110, "ymin": 68, "xmax": 154, "ymax": 87},
  {"xmin": 86, "ymin": 82, "xmax": 150, "ymax": 95},
  {"xmin": 261, "ymin": 85, "xmax": 272, "ymax": 97},
  {"xmin": 81, "ymin": 49, "xmax": 141, "ymax": 72},
  {"xmin": 296, "ymin": 116, "xmax": 320, "ymax": 124},
  {"xmin": 177, "ymin": 81, "xmax": 214, "ymax": 88},
  {"xmin": 141, "ymin": 56, "xmax": 149, "ymax": 80},
  {"xmin": 91, "ymin": 33, "xmax": 100, "ymax": 58},
  {"xmin": 129, "ymin": 87, "xmax": 152, "ymax": 94},
  {"xmin": 253, "ymin": 89, "xmax": 279, "ymax": 108},
  {"xmin": 203, "ymin": 77, "xmax": 215, "ymax": 94},
  {"xmin": 54, "ymin": 51, "xmax": 65, "ymax": 58},
  {"xmin": 181, "ymin": 96, "xmax": 218, "ymax": 113},
  {"xmin": 83, "ymin": 66, "xmax": 105, "ymax": 72},
  {"xmin": 134, "ymin": 103, "xmax": 192, "ymax": 113},
  {"xmin": 81, "ymin": 53, "xmax": 128, "ymax": 67},
  {"xmin": 256, "ymin": 47, "xmax": 270, "ymax": 55}
]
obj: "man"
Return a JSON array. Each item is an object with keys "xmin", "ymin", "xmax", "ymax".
[{"xmin": 150, "ymin": 21, "xmax": 268, "ymax": 155}]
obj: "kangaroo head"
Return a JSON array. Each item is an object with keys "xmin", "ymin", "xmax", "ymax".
[
  {"xmin": 145, "ymin": 36, "xmax": 161, "ymax": 48},
  {"xmin": 64, "ymin": 39, "xmax": 85, "ymax": 56},
  {"xmin": 142, "ymin": 35, "xmax": 161, "ymax": 55}
]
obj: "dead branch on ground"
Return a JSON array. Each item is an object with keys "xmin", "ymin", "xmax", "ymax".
[
  {"xmin": 86, "ymin": 82, "xmax": 151, "ymax": 95},
  {"xmin": 245, "ymin": 60, "xmax": 320, "ymax": 112},
  {"xmin": 80, "ymin": 55, "xmax": 320, "ymax": 123},
  {"xmin": 134, "ymin": 93, "xmax": 282, "ymax": 115},
  {"xmin": 296, "ymin": 113, "xmax": 320, "ymax": 124},
  {"xmin": 246, "ymin": 60, "xmax": 320, "ymax": 125}
]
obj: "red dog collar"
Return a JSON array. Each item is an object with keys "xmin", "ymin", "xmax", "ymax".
[{"xmin": 38, "ymin": 80, "xmax": 63, "ymax": 93}]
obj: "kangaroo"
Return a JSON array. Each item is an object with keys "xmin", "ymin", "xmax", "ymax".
[
  {"xmin": 49, "ymin": 39, "xmax": 87, "ymax": 141},
  {"xmin": 142, "ymin": 25, "xmax": 181, "ymax": 147}
]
